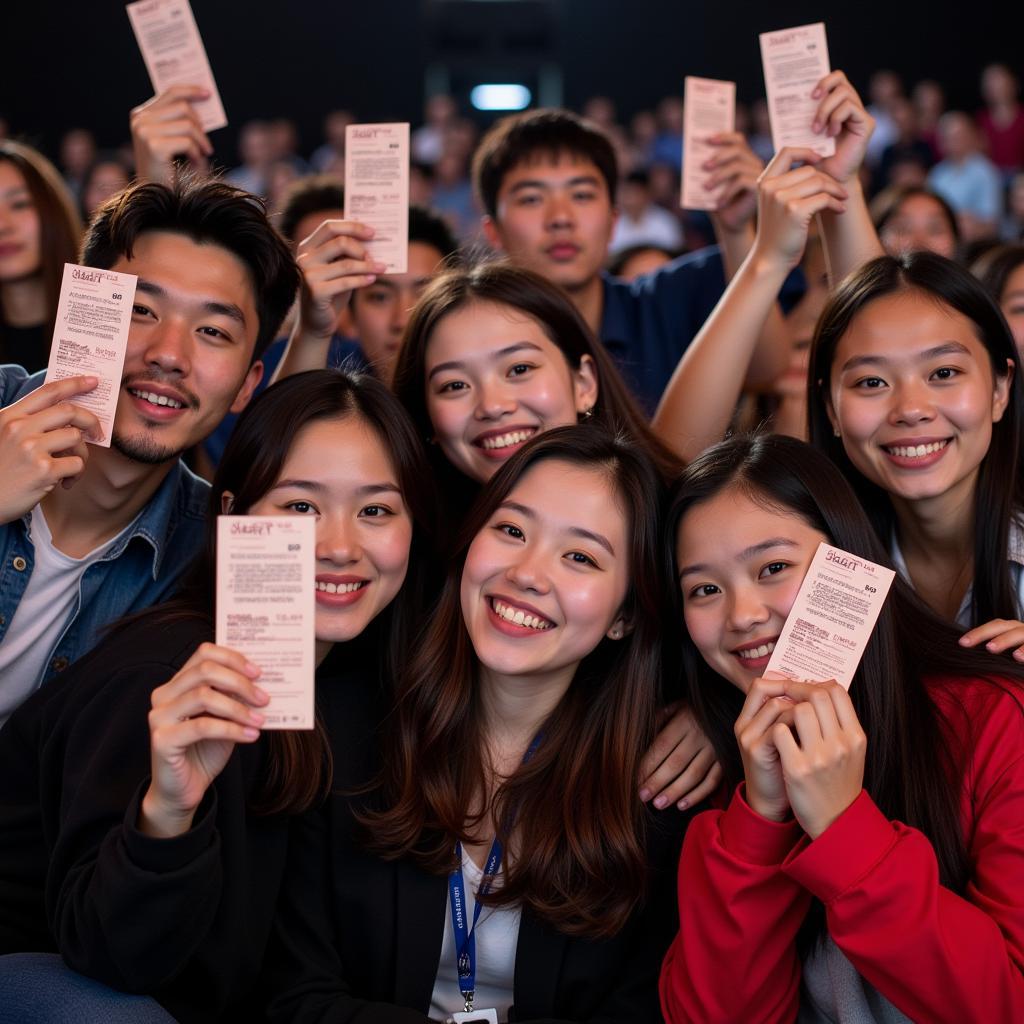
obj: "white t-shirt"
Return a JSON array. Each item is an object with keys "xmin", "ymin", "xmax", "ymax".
[
  {"xmin": 0, "ymin": 506, "xmax": 127, "ymax": 726},
  {"xmin": 429, "ymin": 847, "xmax": 521, "ymax": 1023}
]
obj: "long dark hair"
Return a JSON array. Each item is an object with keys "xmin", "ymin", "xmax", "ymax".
[
  {"xmin": 667, "ymin": 434, "xmax": 1024, "ymax": 911},
  {"xmin": 363, "ymin": 425, "xmax": 668, "ymax": 938},
  {"xmin": 0, "ymin": 141, "xmax": 82, "ymax": 361},
  {"xmin": 807, "ymin": 252, "xmax": 1024, "ymax": 625},
  {"xmin": 391, "ymin": 261, "xmax": 680, "ymax": 527},
  {"xmin": 115, "ymin": 369, "xmax": 436, "ymax": 815}
]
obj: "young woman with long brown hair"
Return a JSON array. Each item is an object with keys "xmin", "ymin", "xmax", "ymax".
[
  {"xmin": 0, "ymin": 369, "xmax": 436, "ymax": 1022},
  {"xmin": 0, "ymin": 141, "xmax": 82, "ymax": 371},
  {"xmin": 267, "ymin": 426, "xmax": 689, "ymax": 1023}
]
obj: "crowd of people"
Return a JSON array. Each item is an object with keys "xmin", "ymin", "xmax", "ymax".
[{"xmin": 0, "ymin": 50, "xmax": 1022, "ymax": 1024}]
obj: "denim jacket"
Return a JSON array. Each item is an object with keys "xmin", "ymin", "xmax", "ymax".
[{"xmin": 0, "ymin": 366, "xmax": 208, "ymax": 689}]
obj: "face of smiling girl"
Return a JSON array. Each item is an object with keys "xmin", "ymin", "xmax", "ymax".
[
  {"xmin": 460, "ymin": 458, "xmax": 629, "ymax": 688},
  {"xmin": 424, "ymin": 300, "xmax": 598, "ymax": 483},
  {"xmin": 676, "ymin": 486, "xmax": 827, "ymax": 693},
  {"xmin": 237, "ymin": 415, "xmax": 413, "ymax": 662},
  {"xmin": 827, "ymin": 289, "xmax": 1012, "ymax": 515}
]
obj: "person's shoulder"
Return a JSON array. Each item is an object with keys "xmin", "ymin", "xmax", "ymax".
[
  {"xmin": 0, "ymin": 365, "xmax": 43, "ymax": 408},
  {"xmin": 172, "ymin": 459, "xmax": 211, "ymax": 521}
]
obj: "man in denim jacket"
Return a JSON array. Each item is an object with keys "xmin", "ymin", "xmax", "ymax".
[{"xmin": 0, "ymin": 178, "xmax": 299, "ymax": 726}]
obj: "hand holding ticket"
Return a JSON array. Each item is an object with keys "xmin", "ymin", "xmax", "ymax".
[{"xmin": 765, "ymin": 542, "xmax": 895, "ymax": 689}]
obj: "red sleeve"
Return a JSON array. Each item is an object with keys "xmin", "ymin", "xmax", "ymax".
[
  {"xmin": 659, "ymin": 785, "xmax": 809, "ymax": 1024},
  {"xmin": 782, "ymin": 686, "xmax": 1024, "ymax": 1024}
]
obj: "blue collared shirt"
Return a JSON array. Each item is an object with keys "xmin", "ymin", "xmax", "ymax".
[
  {"xmin": 600, "ymin": 246, "xmax": 805, "ymax": 416},
  {"xmin": 0, "ymin": 366, "xmax": 208, "ymax": 690}
]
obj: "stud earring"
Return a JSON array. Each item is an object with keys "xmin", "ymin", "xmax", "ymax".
[
  {"xmin": 579, "ymin": 405, "xmax": 594, "ymax": 421},
  {"xmin": 833, "ymin": 427, "xmax": 841, "ymax": 438},
  {"xmin": 610, "ymin": 625, "xmax": 623, "ymax": 639}
]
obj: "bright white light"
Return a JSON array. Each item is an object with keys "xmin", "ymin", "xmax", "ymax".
[{"xmin": 471, "ymin": 84, "xmax": 532, "ymax": 111}]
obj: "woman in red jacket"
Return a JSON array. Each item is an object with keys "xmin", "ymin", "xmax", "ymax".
[{"xmin": 659, "ymin": 432, "xmax": 1024, "ymax": 1024}]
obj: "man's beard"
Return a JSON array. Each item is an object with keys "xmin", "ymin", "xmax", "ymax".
[{"xmin": 111, "ymin": 430, "xmax": 183, "ymax": 465}]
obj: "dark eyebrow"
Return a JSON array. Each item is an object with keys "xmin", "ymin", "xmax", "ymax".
[
  {"xmin": 840, "ymin": 341, "xmax": 972, "ymax": 374},
  {"xmin": 135, "ymin": 279, "xmax": 247, "ymax": 327},
  {"xmin": 427, "ymin": 341, "xmax": 545, "ymax": 382},
  {"xmin": 498, "ymin": 501, "xmax": 615, "ymax": 557},
  {"xmin": 508, "ymin": 175, "xmax": 602, "ymax": 194},
  {"xmin": 269, "ymin": 480, "xmax": 401, "ymax": 496},
  {"xmin": 679, "ymin": 538, "xmax": 798, "ymax": 579}
]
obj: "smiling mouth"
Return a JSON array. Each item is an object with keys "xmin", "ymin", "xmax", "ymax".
[
  {"xmin": 316, "ymin": 580, "xmax": 367, "ymax": 594},
  {"xmin": 735, "ymin": 640, "xmax": 776, "ymax": 660},
  {"xmin": 476, "ymin": 428, "xmax": 537, "ymax": 451},
  {"xmin": 490, "ymin": 597, "xmax": 554, "ymax": 631},
  {"xmin": 881, "ymin": 439, "xmax": 950, "ymax": 459},
  {"xmin": 128, "ymin": 387, "xmax": 186, "ymax": 410}
]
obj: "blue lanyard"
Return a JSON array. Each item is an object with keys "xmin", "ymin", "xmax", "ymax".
[
  {"xmin": 446, "ymin": 734, "xmax": 542, "ymax": 1009},
  {"xmin": 448, "ymin": 836, "xmax": 503, "ymax": 1006}
]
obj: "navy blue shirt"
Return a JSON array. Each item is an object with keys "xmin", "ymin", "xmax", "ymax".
[{"xmin": 599, "ymin": 246, "xmax": 805, "ymax": 416}]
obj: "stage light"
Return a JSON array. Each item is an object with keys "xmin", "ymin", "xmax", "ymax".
[{"xmin": 470, "ymin": 84, "xmax": 532, "ymax": 110}]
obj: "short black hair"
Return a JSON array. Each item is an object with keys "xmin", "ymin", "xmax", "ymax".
[
  {"xmin": 408, "ymin": 205, "xmax": 460, "ymax": 263},
  {"xmin": 278, "ymin": 175, "xmax": 345, "ymax": 243},
  {"xmin": 83, "ymin": 177, "xmax": 300, "ymax": 362},
  {"xmin": 471, "ymin": 108, "xmax": 617, "ymax": 220}
]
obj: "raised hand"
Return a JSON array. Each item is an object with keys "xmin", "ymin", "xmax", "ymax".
[{"xmin": 130, "ymin": 85, "xmax": 214, "ymax": 186}]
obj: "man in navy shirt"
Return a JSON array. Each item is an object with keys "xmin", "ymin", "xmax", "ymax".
[{"xmin": 471, "ymin": 108, "xmax": 792, "ymax": 414}]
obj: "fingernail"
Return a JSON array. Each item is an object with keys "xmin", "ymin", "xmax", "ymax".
[
  {"xmin": 244, "ymin": 661, "xmax": 261, "ymax": 677},
  {"xmin": 812, "ymin": 121, "xmax": 821, "ymax": 133},
  {"xmin": 677, "ymin": 798, "xmax": 689, "ymax": 810},
  {"xmin": 812, "ymin": 87, "xmax": 822, "ymax": 98},
  {"xmin": 243, "ymin": 727, "xmax": 260, "ymax": 740},
  {"xmin": 653, "ymin": 795, "xmax": 668, "ymax": 809},
  {"xmin": 1015, "ymin": 651, "xmax": 1024, "ymax": 661},
  {"xmin": 987, "ymin": 641, "xmax": 998, "ymax": 650},
  {"xmin": 248, "ymin": 711, "xmax": 265, "ymax": 725},
  {"xmin": 254, "ymin": 686, "xmax": 270, "ymax": 702},
  {"xmin": 365, "ymin": 274, "xmax": 377, "ymax": 284},
  {"xmin": 639, "ymin": 787, "xmax": 652, "ymax": 802},
  {"xmin": 958, "ymin": 636, "xmax": 971, "ymax": 646},
  {"xmin": 374, "ymin": 262, "xmax": 388, "ymax": 273}
]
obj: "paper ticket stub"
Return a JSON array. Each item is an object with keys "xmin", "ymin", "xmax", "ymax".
[
  {"xmin": 216, "ymin": 516, "xmax": 316, "ymax": 730},
  {"xmin": 765, "ymin": 542, "xmax": 895, "ymax": 689},
  {"xmin": 44, "ymin": 263, "xmax": 137, "ymax": 447},
  {"xmin": 759, "ymin": 22, "xmax": 835, "ymax": 157},
  {"xmin": 127, "ymin": 0, "xmax": 227, "ymax": 131},
  {"xmin": 345, "ymin": 123, "xmax": 410, "ymax": 274},
  {"xmin": 681, "ymin": 77, "xmax": 736, "ymax": 210}
]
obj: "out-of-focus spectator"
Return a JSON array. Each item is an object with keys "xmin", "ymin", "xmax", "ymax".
[
  {"xmin": 80, "ymin": 152, "xmax": 132, "ymax": 221},
  {"xmin": 629, "ymin": 110, "xmax": 658, "ymax": 167},
  {"xmin": 876, "ymin": 96, "xmax": 933, "ymax": 192},
  {"xmin": 647, "ymin": 160, "xmax": 680, "ymax": 211},
  {"xmin": 607, "ymin": 243, "xmax": 679, "ymax": 282},
  {"xmin": 58, "ymin": 128, "xmax": 96, "ymax": 199},
  {"xmin": 748, "ymin": 98, "xmax": 774, "ymax": 163},
  {"xmin": 0, "ymin": 115, "xmax": 9, "ymax": 143},
  {"xmin": 412, "ymin": 93, "xmax": 457, "ymax": 166},
  {"xmin": 583, "ymin": 96, "xmax": 617, "ymax": 133},
  {"xmin": 977, "ymin": 64, "xmax": 1024, "ymax": 176},
  {"xmin": 610, "ymin": 169, "xmax": 683, "ymax": 255},
  {"xmin": 872, "ymin": 184, "xmax": 960, "ymax": 260},
  {"xmin": 410, "ymin": 160, "xmax": 435, "ymax": 208},
  {"xmin": 971, "ymin": 243, "xmax": 1024, "ymax": 357},
  {"xmin": 928, "ymin": 111, "xmax": 1003, "ymax": 242},
  {"xmin": 310, "ymin": 109, "xmax": 355, "ymax": 173},
  {"xmin": 913, "ymin": 79, "xmax": 946, "ymax": 159},
  {"xmin": 266, "ymin": 159, "xmax": 303, "ymax": 217},
  {"xmin": 224, "ymin": 119, "xmax": 274, "ymax": 196},
  {"xmin": 268, "ymin": 118, "xmax": 309, "ymax": 175},
  {"xmin": 651, "ymin": 96, "xmax": 684, "ymax": 170},
  {"xmin": 1002, "ymin": 171, "xmax": 1024, "ymax": 241},
  {"xmin": 864, "ymin": 70, "xmax": 904, "ymax": 167},
  {"xmin": 431, "ymin": 150, "xmax": 477, "ymax": 244}
]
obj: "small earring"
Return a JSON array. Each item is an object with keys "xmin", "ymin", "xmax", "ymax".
[
  {"xmin": 833, "ymin": 427, "xmax": 841, "ymax": 438},
  {"xmin": 580, "ymin": 405, "xmax": 593, "ymax": 420},
  {"xmin": 610, "ymin": 625, "xmax": 623, "ymax": 639}
]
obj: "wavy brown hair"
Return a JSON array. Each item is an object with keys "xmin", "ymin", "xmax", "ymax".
[
  {"xmin": 361, "ymin": 425, "xmax": 668, "ymax": 938},
  {"xmin": 0, "ymin": 141, "xmax": 82, "ymax": 362}
]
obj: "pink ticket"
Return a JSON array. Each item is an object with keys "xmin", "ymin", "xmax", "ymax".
[
  {"xmin": 759, "ymin": 22, "xmax": 835, "ymax": 158},
  {"xmin": 44, "ymin": 263, "xmax": 137, "ymax": 447},
  {"xmin": 765, "ymin": 542, "xmax": 895, "ymax": 689},
  {"xmin": 681, "ymin": 77, "xmax": 736, "ymax": 210},
  {"xmin": 216, "ymin": 516, "xmax": 316, "ymax": 730},
  {"xmin": 345, "ymin": 123, "xmax": 410, "ymax": 274},
  {"xmin": 127, "ymin": 0, "xmax": 227, "ymax": 132}
]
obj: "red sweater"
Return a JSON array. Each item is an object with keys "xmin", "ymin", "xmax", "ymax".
[{"xmin": 659, "ymin": 677, "xmax": 1024, "ymax": 1023}]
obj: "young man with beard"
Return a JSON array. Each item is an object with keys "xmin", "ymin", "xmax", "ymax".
[{"xmin": 0, "ymin": 177, "xmax": 298, "ymax": 725}]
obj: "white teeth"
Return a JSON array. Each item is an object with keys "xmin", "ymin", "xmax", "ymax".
[
  {"xmin": 316, "ymin": 581, "xmax": 365, "ymax": 594},
  {"xmin": 738, "ymin": 641, "xmax": 776, "ymax": 659},
  {"xmin": 480, "ymin": 430, "xmax": 534, "ymax": 450},
  {"xmin": 131, "ymin": 388, "xmax": 184, "ymax": 409},
  {"xmin": 886, "ymin": 440, "xmax": 948, "ymax": 459},
  {"xmin": 491, "ymin": 599, "xmax": 551, "ymax": 630}
]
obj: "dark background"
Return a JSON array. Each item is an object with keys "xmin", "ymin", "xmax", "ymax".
[{"xmin": 2, "ymin": 0, "xmax": 1018, "ymax": 161}]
